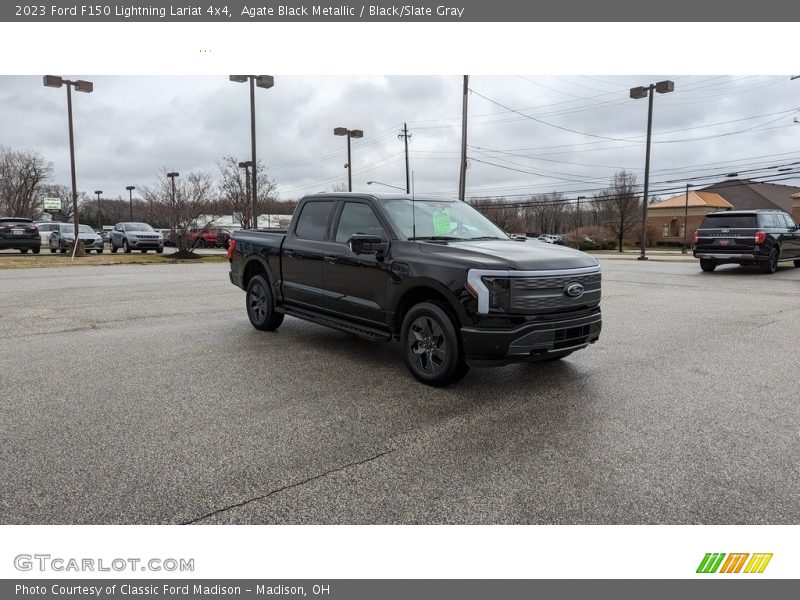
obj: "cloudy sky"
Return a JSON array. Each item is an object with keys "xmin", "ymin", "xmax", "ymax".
[{"xmin": 1, "ymin": 74, "xmax": 799, "ymax": 203}]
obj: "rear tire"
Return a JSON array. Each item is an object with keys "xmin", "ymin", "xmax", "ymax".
[
  {"xmin": 794, "ymin": 259, "xmax": 800, "ymax": 268},
  {"xmin": 246, "ymin": 274, "xmax": 284, "ymax": 331},
  {"xmin": 50, "ymin": 248, "xmax": 56, "ymax": 253},
  {"xmin": 401, "ymin": 302, "xmax": 469, "ymax": 387},
  {"xmin": 156, "ymin": 248, "xmax": 163, "ymax": 254},
  {"xmin": 111, "ymin": 243, "xmax": 117, "ymax": 253},
  {"xmin": 97, "ymin": 249, "xmax": 103, "ymax": 254},
  {"xmin": 32, "ymin": 247, "xmax": 40, "ymax": 254},
  {"xmin": 700, "ymin": 259, "xmax": 717, "ymax": 272},
  {"xmin": 141, "ymin": 249, "xmax": 148, "ymax": 254},
  {"xmin": 760, "ymin": 248, "xmax": 779, "ymax": 274},
  {"xmin": 20, "ymin": 248, "xmax": 28, "ymax": 254}
]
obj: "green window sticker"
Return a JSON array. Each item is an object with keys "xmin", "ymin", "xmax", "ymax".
[{"xmin": 433, "ymin": 208, "xmax": 451, "ymax": 235}]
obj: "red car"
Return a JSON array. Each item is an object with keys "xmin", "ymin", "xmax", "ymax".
[{"xmin": 187, "ymin": 228, "xmax": 230, "ymax": 248}]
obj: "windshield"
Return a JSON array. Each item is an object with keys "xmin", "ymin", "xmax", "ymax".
[
  {"xmin": 384, "ymin": 200, "xmax": 508, "ymax": 241},
  {"xmin": 127, "ymin": 223, "xmax": 154, "ymax": 232},
  {"xmin": 60, "ymin": 224, "xmax": 95, "ymax": 235}
]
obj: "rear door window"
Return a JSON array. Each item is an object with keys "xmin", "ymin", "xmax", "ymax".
[{"xmin": 294, "ymin": 201, "xmax": 335, "ymax": 241}]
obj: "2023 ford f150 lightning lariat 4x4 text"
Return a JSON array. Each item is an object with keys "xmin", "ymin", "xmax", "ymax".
[{"xmin": 228, "ymin": 193, "xmax": 602, "ymax": 386}]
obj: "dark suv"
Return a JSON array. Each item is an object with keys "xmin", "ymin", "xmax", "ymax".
[
  {"xmin": 693, "ymin": 209, "xmax": 800, "ymax": 273},
  {"xmin": 0, "ymin": 218, "xmax": 40, "ymax": 254}
]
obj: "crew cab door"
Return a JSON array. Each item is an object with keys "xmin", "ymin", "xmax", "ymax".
[
  {"xmin": 323, "ymin": 200, "xmax": 390, "ymax": 326},
  {"xmin": 280, "ymin": 199, "xmax": 338, "ymax": 310}
]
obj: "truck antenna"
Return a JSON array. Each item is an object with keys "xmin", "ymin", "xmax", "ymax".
[{"xmin": 411, "ymin": 171, "xmax": 416, "ymax": 240}]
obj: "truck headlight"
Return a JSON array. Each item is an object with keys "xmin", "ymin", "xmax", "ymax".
[{"xmin": 482, "ymin": 277, "xmax": 510, "ymax": 313}]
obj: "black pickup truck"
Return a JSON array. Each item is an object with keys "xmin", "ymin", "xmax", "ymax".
[
  {"xmin": 228, "ymin": 193, "xmax": 602, "ymax": 386},
  {"xmin": 693, "ymin": 209, "xmax": 800, "ymax": 273}
]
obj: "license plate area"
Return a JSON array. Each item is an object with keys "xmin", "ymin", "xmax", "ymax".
[
  {"xmin": 12, "ymin": 228, "xmax": 23, "ymax": 235},
  {"xmin": 717, "ymin": 239, "xmax": 731, "ymax": 246}
]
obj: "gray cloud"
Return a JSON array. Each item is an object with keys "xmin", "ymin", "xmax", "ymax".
[{"xmin": 1, "ymin": 74, "xmax": 798, "ymax": 204}]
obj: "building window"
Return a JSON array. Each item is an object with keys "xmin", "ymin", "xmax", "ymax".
[
  {"xmin": 662, "ymin": 224, "xmax": 669, "ymax": 237},
  {"xmin": 680, "ymin": 223, "xmax": 686, "ymax": 238}
]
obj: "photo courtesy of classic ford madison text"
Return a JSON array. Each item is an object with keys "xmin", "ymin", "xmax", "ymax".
[{"xmin": 1, "ymin": 75, "xmax": 799, "ymax": 524}]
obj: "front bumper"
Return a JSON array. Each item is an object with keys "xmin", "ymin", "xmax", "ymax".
[
  {"xmin": 461, "ymin": 310, "xmax": 602, "ymax": 367},
  {"xmin": 128, "ymin": 238, "xmax": 163, "ymax": 249}
]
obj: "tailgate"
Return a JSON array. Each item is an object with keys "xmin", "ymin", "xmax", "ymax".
[{"xmin": 695, "ymin": 228, "xmax": 757, "ymax": 252}]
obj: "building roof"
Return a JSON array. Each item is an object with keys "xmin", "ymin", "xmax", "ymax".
[
  {"xmin": 700, "ymin": 179, "xmax": 800, "ymax": 213},
  {"xmin": 649, "ymin": 190, "xmax": 731, "ymax": 210}
]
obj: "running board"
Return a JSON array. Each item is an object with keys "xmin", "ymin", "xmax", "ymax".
[{"xmin": 280, "ymin": 306, "xmax": 392, "ymax": 342}]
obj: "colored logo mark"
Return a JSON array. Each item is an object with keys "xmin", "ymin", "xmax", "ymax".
[{"xmin": 696, "ymin": 553, "xmax": 773, "ymax": 574}]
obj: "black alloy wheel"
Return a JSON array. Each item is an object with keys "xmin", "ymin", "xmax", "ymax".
[
  {"xmin": 246, "ymin": 274, "xmax": 284, "ymax": 331},
  {"xmin": 401, "ymin": 302, "xmax": 468, "ymax": 386},
  {"xmin": 761, "ymin": 248, "xmax": 779, "ymax": 274}
]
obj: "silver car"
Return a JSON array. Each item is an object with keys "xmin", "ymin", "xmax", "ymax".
[
  {"xmin": 49, "ymin": 223, "xmax": 104, "ymax": 253},
  {"xmin": 110, "ymin": 222, "xmax": 164, "ymax": 253}
]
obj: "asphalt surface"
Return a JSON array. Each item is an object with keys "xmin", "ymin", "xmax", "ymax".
[{"xmin": 1, "ymin": 259, "xmax": 798, "ymax": 524}]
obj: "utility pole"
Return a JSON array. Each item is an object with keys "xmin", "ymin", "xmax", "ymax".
[
  {"xmin": 458, "ymin": 75, "xmax": 469, "ymax": 201},
  {"xmin": 682, "ymin": 183, "xmax": 691, "ymax": 254},
  {"xmin": 399, "ymin": 123, "xmax": 412, "ymax": 194}
]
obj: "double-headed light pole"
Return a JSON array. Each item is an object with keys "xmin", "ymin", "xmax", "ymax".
[
  {"xmin": 334, "ymin": 127, "xmax": 364, "ymax": 192},
  {"xmin": 630, "ymin": 80, "xmax": 674, "ymax": 260},
  {"xmin": 94, "ymin": 190, "xmax": 102, "ymax": 228},
  {"xmin": 230, "ymin": 75, "xmax": 274, "ymax": 229},
  {"xmin": 43, "ymin": 75, "xmax": 93, "ymax": 256}
]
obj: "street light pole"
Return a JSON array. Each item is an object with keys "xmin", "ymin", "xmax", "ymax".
[
  {"xmin": 44, "ymin": 75, "xmax": 93, "ymax": 259},
  {"xmin": 94, "ymin": 190, "xmax": 102, "ymax": 229},
  {"xmin": 167, "ymin": 172, "xmax": 179, "ymax": 232},
  {"xmin": 230, "ymin": 75, "xmax": 275, "ymax": 228},
  {"xmin": 630, "ymin": 80, "xmax": 674, "ymax": 261},
  {"xmin": 682, "ymin": 183, "xmax": 691, "ymax": 254},
  {"xmin": 126, "ymin": 186, "xmax": 135, "ymax": 221},
  {"xmin": 238, "ymin": 161, "xmax": 253, "ymax": 227},
  {"xmin": 334, "ymin": 127, "xmax": 364, "ymax": 192},
  {"xmin": 576, "ymin": 195, "xmax": 586, "ymax": 248}
]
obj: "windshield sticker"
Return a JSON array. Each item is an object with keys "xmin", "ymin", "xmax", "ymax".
[{"xmin": 433, "ymin": 209, "xmax": 451, "ymax": 235}]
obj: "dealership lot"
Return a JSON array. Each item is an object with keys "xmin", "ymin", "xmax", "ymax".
[{"xmin": 1, "ymin": 259, "xmax": 798, "ymax": 524}]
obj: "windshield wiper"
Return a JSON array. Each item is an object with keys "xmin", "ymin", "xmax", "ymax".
[
  {"xmin": 466, "ymin": 236, "xmax": 506, "ymax": 241},
  {"xmin": 408, "ymin": 236, "xmax": 463, "ymax": 241}
]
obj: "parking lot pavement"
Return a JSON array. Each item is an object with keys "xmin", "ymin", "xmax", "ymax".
[{"xmin": 1, "ymin": 260, "xmax": 798, "ymax": 524}]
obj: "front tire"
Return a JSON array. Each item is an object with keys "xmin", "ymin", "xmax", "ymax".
[
  {"xmin": 50, "ymin": 248, "xmax": 56, "ymax": 253},
  {"xmin": 761, "ymin": 248, "xmax": 778, "ymax": 274},
  {"xmin": 123, "ymin": 239, "xmax": 131, "ymax": 254},
  {"xmin": 246, "ymin": 274, "xmax": 284, "ymax": 331},
  {"xmin": 141, "ymin": 249, "xmax": 148, "ymax": 254},
  {"xmin": 32, "ymin": 247, "xmax": 40, "ymax": 254},
  {"xmin": 700, "ymin": 259, "xmax": 717, "ymax": 272},
  {"xmin": 97, "ymin": 249, "xmax": 103, "ymax": 254},
  {"xmin": 401, "ymin": 302, "xmax": 469, "ymax": 387},
  {"xmin": 20, "ymin": 248, "xmax": 28, "ymax": 254}
]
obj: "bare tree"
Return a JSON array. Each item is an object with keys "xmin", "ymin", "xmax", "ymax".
[
  {"xmin": 600, "ymin": 170, "xmax": 641, "ymax": 252},
  {"xmin": 328, "ymin": 181, "xmax": 349, "ymax": 193},
  {"xmin": 0, "ymin": 146, "xmax": 54, "ymax": 218},
  {"xmin": 470, "ymin": 197, "xmax": 525, "ymax": 232},
  {"xmin": 217, "ymin": 156, "xmax": 278, "ymax": 229},
  {"xmin": 139, "ymin": 168, "xmax": 217, "ymax": 256}
]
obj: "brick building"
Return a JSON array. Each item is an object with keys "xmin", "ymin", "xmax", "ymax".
[
  {"xmin": 649, "ymin": 179, "xmax": 800, "ymax": 245},
  {"xmin": 648, "ymin": 191, "xmax": 730, "ymax": 246}
]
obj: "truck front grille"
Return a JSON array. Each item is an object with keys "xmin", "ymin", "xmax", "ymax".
[{"xmin": 509, "ymin": 273, "xmax": 601, "ymax": 315}]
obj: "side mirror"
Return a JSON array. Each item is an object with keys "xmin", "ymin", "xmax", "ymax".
[{"xmin": 348, "ymin": 234, "xmax": 384, "ymax": 255}]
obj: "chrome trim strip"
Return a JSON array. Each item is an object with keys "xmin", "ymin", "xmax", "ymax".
[
  {"xmin": 696, "ymin": 253, "xmax": 753, "ymax": 260},
  {"xmin": 467, "ymin": 265, "xmax": 602, "ymax": 315}
]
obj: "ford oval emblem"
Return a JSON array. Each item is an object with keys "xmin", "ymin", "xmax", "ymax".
[{"xmin": 565, "ymin": 282, "xmax": 584, "ymax": 298}]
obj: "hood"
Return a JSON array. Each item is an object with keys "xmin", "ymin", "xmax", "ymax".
[{"xmin": 419, "ymin": 238, "xmax": 599, "ymax": 271}]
